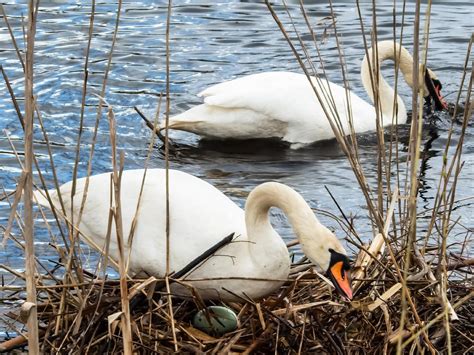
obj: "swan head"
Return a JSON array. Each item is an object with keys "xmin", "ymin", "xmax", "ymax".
[
  {"xmin": 403, "ymin": 66, "xmax": 448, "ymax": 111},
  {"xmin": 326, "ymin": 248, "xmax": 353, "ymax": 301},
  {"xmin": 424, "ymin": 68, "xmax": 448, "ymax": 111},
  {"xmin": 302, "ymin": 225, "xmax": 353, "ymax": 300}
]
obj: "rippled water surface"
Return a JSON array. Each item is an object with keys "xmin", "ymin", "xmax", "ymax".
[{"xmin": 0, "ymin": 1, "xmax": 472, "ymax": 280}]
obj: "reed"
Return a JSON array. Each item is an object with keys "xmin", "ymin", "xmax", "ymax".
[
  {"xmin": 1, "ymin": 1, "xmax": 472, "ymax": 353},
  {"xmin": 21, "ymin": 0, "xmax": 40, "ymax": 353}
]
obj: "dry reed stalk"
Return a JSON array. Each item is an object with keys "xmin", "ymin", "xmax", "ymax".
[
  {"xmin": 352, "ymin": 187, "xmax": 398, "ymax": 291},
  {"xmin": 125, "ymin": 96, "xmax": 164, "ymax": 271},
  {"xmin": 164, "ymin": 0, "xmax": 172, "ymax": 274},
  {"xmin": 22, "ymin": 0, "xmax": 40, "ymax": 353},
  {"xmin": 0, "ymin": 5, "xmax": 25, "ymax": 71},
  {"xmin": 0, "ymin": 66, "xmax": 24, "ymax": 128},
  {"xmin": 398, "ymin": 2, "xmax": 426, "ymax": 352},
  {"xmin": 71, "ymin": 0, "xmax": 95, "ymax": 202},
  {"xmin": 107, "ymin": 104, "xmax": 133, "ymax": 355},
  {"xmin": 0, "ymin": 12, "xmax": 69, "ymax": 233},
  {"xmin": 2, "ymin": 173, "xmax": 26, "ymax": 247},
  {"xmin": 163, "ymin": 0, "xmax": 179, "ymax": 352},
  {"xmin": 134, "ymin": 106, "xmax": 171, "ymax": 146}
]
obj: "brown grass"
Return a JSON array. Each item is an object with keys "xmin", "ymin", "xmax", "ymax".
[{"xmin": 1, "ymin": 239, "xmax": 472, "ymax": 353}]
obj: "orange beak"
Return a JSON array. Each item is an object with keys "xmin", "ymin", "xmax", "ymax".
[{"xmin": 328, "ymin": 261, "xmax": 353, "ymax": 300}]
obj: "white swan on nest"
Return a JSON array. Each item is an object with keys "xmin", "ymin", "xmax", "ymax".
[
  {"xmin": 167, "ymin": 40, "xmax": 446, "ymax": 148},
  {"xmin": 34, "ymin": 169, "xmax": 353, "ymax": 301}
]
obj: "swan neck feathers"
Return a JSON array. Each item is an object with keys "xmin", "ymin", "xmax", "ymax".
[
  {"xmin": 361, "ymin": 41, "xmax": 413, "ymax": 123},
  {"xmin": 245, "ymin": 182, "xmax": 345, "ymax": 271}
]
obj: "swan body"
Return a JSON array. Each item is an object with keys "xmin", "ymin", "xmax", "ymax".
[
  {"xmin": 35, "ymin": 169, "xmax": 352, "ymax": 301},
  {"xmin": 169, "ymin": 41, "xmax": 444, "ymax": 148}
]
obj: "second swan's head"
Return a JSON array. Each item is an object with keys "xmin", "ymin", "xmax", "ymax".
[
  {"xmin": 404, "ymin": 64, "xmax": 447, "ymax": 111},
  {"xmin": 301, "ymin": 225, "xmax": 353, "ymax": 300},
  {"xmin": 424, "ymin": 68, "xmax": 448, "ymax": 111}
]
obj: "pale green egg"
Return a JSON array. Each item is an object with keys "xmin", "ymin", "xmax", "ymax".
[{"xmin": 192, "ymin": 306, "xmax": 239, "ymax": 335}]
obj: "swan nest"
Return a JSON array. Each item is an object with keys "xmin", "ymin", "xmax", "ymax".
[{"xmin": 1, "ymin": 241, "xmax": 472, "ymax": 354}]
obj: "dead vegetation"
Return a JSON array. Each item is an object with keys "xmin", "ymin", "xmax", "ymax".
[{"xmin": 1, "ymin": 234, "xmax": 472, "ymax": 353}]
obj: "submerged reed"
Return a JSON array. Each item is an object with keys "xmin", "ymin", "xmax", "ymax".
[{"xmin": 1, "ymin": 1, "xmax": 472, "ymax": 353}]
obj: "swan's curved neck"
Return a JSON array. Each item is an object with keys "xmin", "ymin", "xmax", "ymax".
[
  {"xmin": 244, "ymin": 182, "xmax": 326, "ymax": 256},
  {"xmin": 360, "ymin": 41, "xmax": 412, "ymax": 124}
]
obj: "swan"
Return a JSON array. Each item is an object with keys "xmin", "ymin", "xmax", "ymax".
[
  {"xmin": 34, "ymin": 169, "xmax": 352, "ymax": 301},
  {"xmin": 167, "ymin": 41, "xmax": 446, "ymax": 148}
]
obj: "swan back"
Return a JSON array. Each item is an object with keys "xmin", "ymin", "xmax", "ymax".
[{"xmin": 35, "ymin": 169, "xmax": 246, "ymax": 277}]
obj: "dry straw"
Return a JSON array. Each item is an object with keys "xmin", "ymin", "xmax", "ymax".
[{"xmin": 1, "ymin": 0, "xmax": 472, "ymax": 353}]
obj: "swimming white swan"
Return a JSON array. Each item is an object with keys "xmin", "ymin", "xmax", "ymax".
[
  {"xmin": 34, "ymin": 169, "xmax": 352, "ymax": 301},
  {"xmin": 168, "ymin": 41, "xmax": 446, "ymax": 148}
]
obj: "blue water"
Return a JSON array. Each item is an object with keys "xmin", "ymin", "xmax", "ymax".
[{"xmin": 0, "ymin": 1, "xmax": 472, "ymax": 291}]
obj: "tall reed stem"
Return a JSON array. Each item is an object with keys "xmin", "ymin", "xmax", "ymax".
[
  {"xmin": 164, "ymin": 1, "xmax": 178, "ymax": 351},
  {"xmin": 108, "ymin": 106, "xmax": 133, "ymax": 355},
  {"xmin": 23, "ymin": 0, "xmax": 39, "ymax": 353}
]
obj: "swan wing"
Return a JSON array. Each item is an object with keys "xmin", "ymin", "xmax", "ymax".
[
  {"xmin": 171, "ymin": 72, "xmax": 333, "ymax": 142},
  {"xmin": 198, "ymin": 71, "xmax": 320, "ymax": 122},
  {"xmin": 35, "ymin": 169, "xmax": 247, "ymax": 276},
  {"xmin": 199, "ymin": 72, "xmax": 376, "ymax": 139}
]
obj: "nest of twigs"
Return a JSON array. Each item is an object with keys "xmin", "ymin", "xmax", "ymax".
[{"xmin": 1, "ymin": 241, "xmax": 472, "ymax": 354}]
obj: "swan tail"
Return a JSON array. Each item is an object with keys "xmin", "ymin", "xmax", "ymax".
[
  {"xmin": 171, "ymin": 105, "xmax": 208, "ymax": 122},
  {"xmin": 168, "ymin": 118, "xmax": 203, "ymax": 133},
  {"xmin": 167, "ymin": 105, "xmax": 211, "ymax": 133}
]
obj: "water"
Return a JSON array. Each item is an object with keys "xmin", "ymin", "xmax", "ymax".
[{"xmin": 0, "ymin": 1, "xmax": 472, "ymax": 285}]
